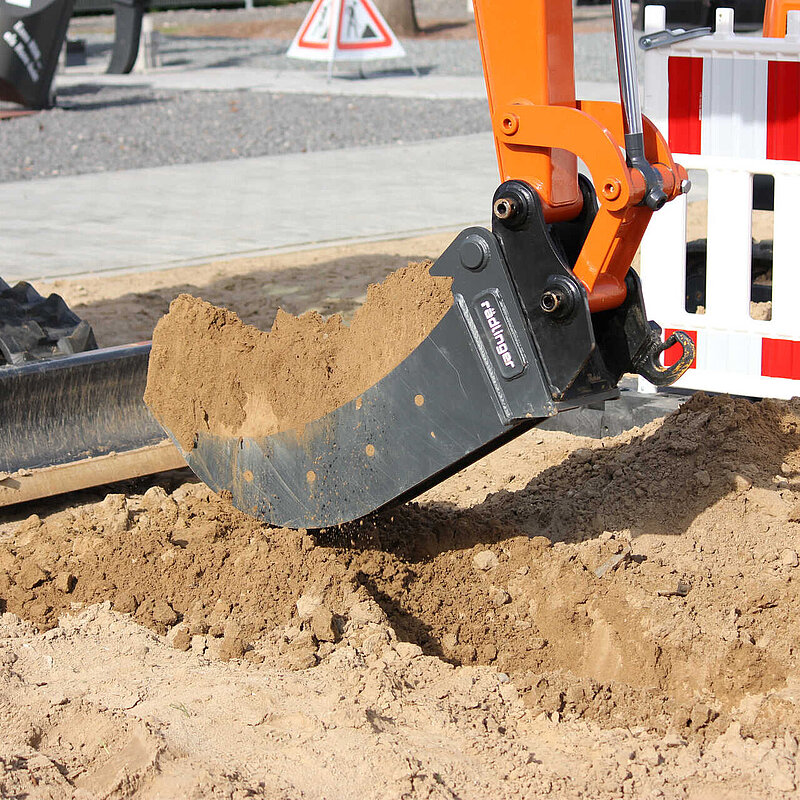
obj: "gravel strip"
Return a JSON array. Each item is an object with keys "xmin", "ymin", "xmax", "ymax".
[
  {"xmin": 0, "ymin": 87, "xmax": 489, "ymax": 181},
  {"xmin": 0, "ymin": 1, "xmax": 622, "ymax": 182}
]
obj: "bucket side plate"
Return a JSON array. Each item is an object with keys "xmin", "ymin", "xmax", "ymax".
[{"xmin": 178, "ymin": 229, "xmax": 593, "ymax": 528}]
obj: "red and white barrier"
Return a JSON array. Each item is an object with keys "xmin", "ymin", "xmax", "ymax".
[{"xmin": 639, "ymin": 5, "xmax": 800, "ymax": 398}]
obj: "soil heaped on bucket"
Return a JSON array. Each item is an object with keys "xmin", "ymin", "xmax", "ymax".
[{"xmin": 144, "ymin": 261, "xmax": 453, "ymax": 450}]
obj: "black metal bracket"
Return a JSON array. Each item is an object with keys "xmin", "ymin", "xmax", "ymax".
[
  {"xmin": 491, "ymin": 179, "xmax": 598, "ymax": 399},
  {"xmin": 490, "ymin": 179, "xmax": 694, "ymax": 394}
]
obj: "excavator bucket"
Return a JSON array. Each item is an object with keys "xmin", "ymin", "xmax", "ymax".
[
  {"xmin": 141, "ymin": 0, "xmax": 698, "ymax": 529},
  {"xmin": 147, "ymin": 182, "xmax": 694, "ymax": 530}
]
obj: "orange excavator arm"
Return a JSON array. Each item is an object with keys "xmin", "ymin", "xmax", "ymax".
[{"xmin": 473, "ymin": 0, "xmax": 688, "ymax": 312}]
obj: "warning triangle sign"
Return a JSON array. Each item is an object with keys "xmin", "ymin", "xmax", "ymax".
[{"xmin": 287, "ymin": 0, "xmax": 406, "ymax": 63}]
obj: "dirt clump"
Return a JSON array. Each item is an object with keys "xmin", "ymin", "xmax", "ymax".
[
  {"xmin": 144, "ymin": 260, "xmax": 452, "ymax": 450},
  {"xmin": 12, "ymin": 604, "xmax": 792, "ymax": 800},
  {"xmin": 351, "ymin": 393, "xmax": 800, "ymax": 737}
]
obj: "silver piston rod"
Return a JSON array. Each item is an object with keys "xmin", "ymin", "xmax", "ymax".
[{"xmin": 610, "ymin": 0, "xmax": 667, "ymax": 209}]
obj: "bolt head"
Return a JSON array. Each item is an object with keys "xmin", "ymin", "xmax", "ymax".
[
  {"xmin": 493, "ymin": 197, "xmax": 516, "ymax": 220},
  {"xmin": 540, "ymin": 289, "xmax": 562, "ymax": 314},
  {"xmin": 500, "ymin": 113, "xmax": 520, "ymax": 136},
  {"xmin": 680, "ymin": 178, "xmax": 692, "ymax": 194},
  {"xmin": 459, "ymin": 234, "xmax": 490, "ymax": 271},
  {"xmin": 601, "ymin": 179, "xmax": 621, "ymax": 201}
]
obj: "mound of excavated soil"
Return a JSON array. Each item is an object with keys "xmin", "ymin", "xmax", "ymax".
[
  {"xmin": 144, "ymin": 261, "xmax": 452, "ymax": 450},
  {"xmin": 4, "ymin": 392, "xmax": 800, "ymax": 757}
]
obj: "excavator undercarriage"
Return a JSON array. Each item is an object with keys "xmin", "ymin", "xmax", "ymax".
[{"xmin": 0, "ymin": 281, "xmax": 183, "ymax": 505}]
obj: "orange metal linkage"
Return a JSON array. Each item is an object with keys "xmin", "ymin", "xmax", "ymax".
[
  {"xmin": 763, "ymin": 0, "xmax": 800, "ymax": 36},
  {"xmin": 472, "ymin": 0, "xmax": 687, "ymax": 312}
]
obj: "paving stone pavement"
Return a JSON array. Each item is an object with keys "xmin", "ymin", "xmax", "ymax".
[{"xmin": 3, "ymin": 4, "xmax": 624, "ymax": 280}]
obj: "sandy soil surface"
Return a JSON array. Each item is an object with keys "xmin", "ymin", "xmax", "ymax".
[{"xmin": 3, "ymin": 229, "xmax": 797, "ymax": 798}]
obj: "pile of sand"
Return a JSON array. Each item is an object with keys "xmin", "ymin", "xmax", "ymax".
[
  {"xmin": 6, "ymin": 209, "xmax": 792, "ymax": 798},
  {"xmin": 3, "ymin": 394, "xmax": 800, "ymax": 789},
  {"xmin": 144, "ymin": 261, "xmax": 452, "ymax": 449},
  {"xmin": 3, "ymin": 598, "xmax": 797, "ymax": 800}
]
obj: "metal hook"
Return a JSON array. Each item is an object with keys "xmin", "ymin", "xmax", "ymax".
[{"xmin": 634, "ymin": 328, "xmax": 695, "ymax": 387}]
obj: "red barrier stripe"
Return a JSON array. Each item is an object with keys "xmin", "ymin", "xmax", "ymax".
[
  {"xmin": 664, "ymin": 328, "xmax": 697, "ymax": 369},
  {"xmin": 762, "ymin": 338, "xmax": 800, "ymax": 378},
  {"xmin": 767, "ymin": 61, "xmax": 800, "ymax": 161},
  {"xmin": 668, "ymin": 57, "xmax": 703, "ymax": 155}
]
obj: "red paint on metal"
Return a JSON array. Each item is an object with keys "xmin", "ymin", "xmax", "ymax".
[{"xmin": 762, "ymin": 337, "xmax": 800, "ymax": 378}]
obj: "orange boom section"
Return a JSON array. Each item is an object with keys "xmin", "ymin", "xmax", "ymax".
[
  {"xmin": 763, "ymin": 0, "xmax": 800, "ymax": 36},
  {"xmin": 472, "ymin": 0, "xmax": 687, "ymax": 312}
]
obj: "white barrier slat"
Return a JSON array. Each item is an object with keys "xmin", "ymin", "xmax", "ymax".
[
  {"xmin": 638, "ymin": 7, "xmax": 800, "ymax": 399},
  {"xmin": 733, "ymin": 58, "xmax": 768, "ymax": 159},
  {"xmin": 716, "ymin": 7, "xmax": 735, "ymax": 37},
  {"xmin": 770, "ymin": 171, "xmax": 800, "ymax": 330},
  {"xmin": 639, "ymin": 194, "xmax": 687, "ymax": 323},
  {"xmin": 638, "ymin": 194, "xmax": 691, "ymax": 395},
  {"xmin": 743, "ymin": 330, "xmax": 764, "ymax": 376},
  {"xmin": 703, "ymin": 56, "xmax": 733, "ymax": 157},
  {"xmin": 703, "ymin": 57, "xmax": 768, "ymax": 159},
  {"xmin": 700, "ymin": 329, "xmax": 760, "ymax": 376},
  {"xmin": 643, "ymin": 5, "xmax": 670, "ymax": 137},
  {"xmin": 643, "ymin": 49, "xmax": 669, "ymax": 136},
  {"xmin": 705, "ymin": 168, "xmax": 753, "ymax": 325},
  {"xmin": 789, "ymin": 9, "xmax": 800, "ymax": 38},
  {"xmin": 700, "ymin": 329, "xmax": 738, "ymax": 375},
  {"xmin": 643, "ymin": 4, "xmax": 666, "ymax": 32}
]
